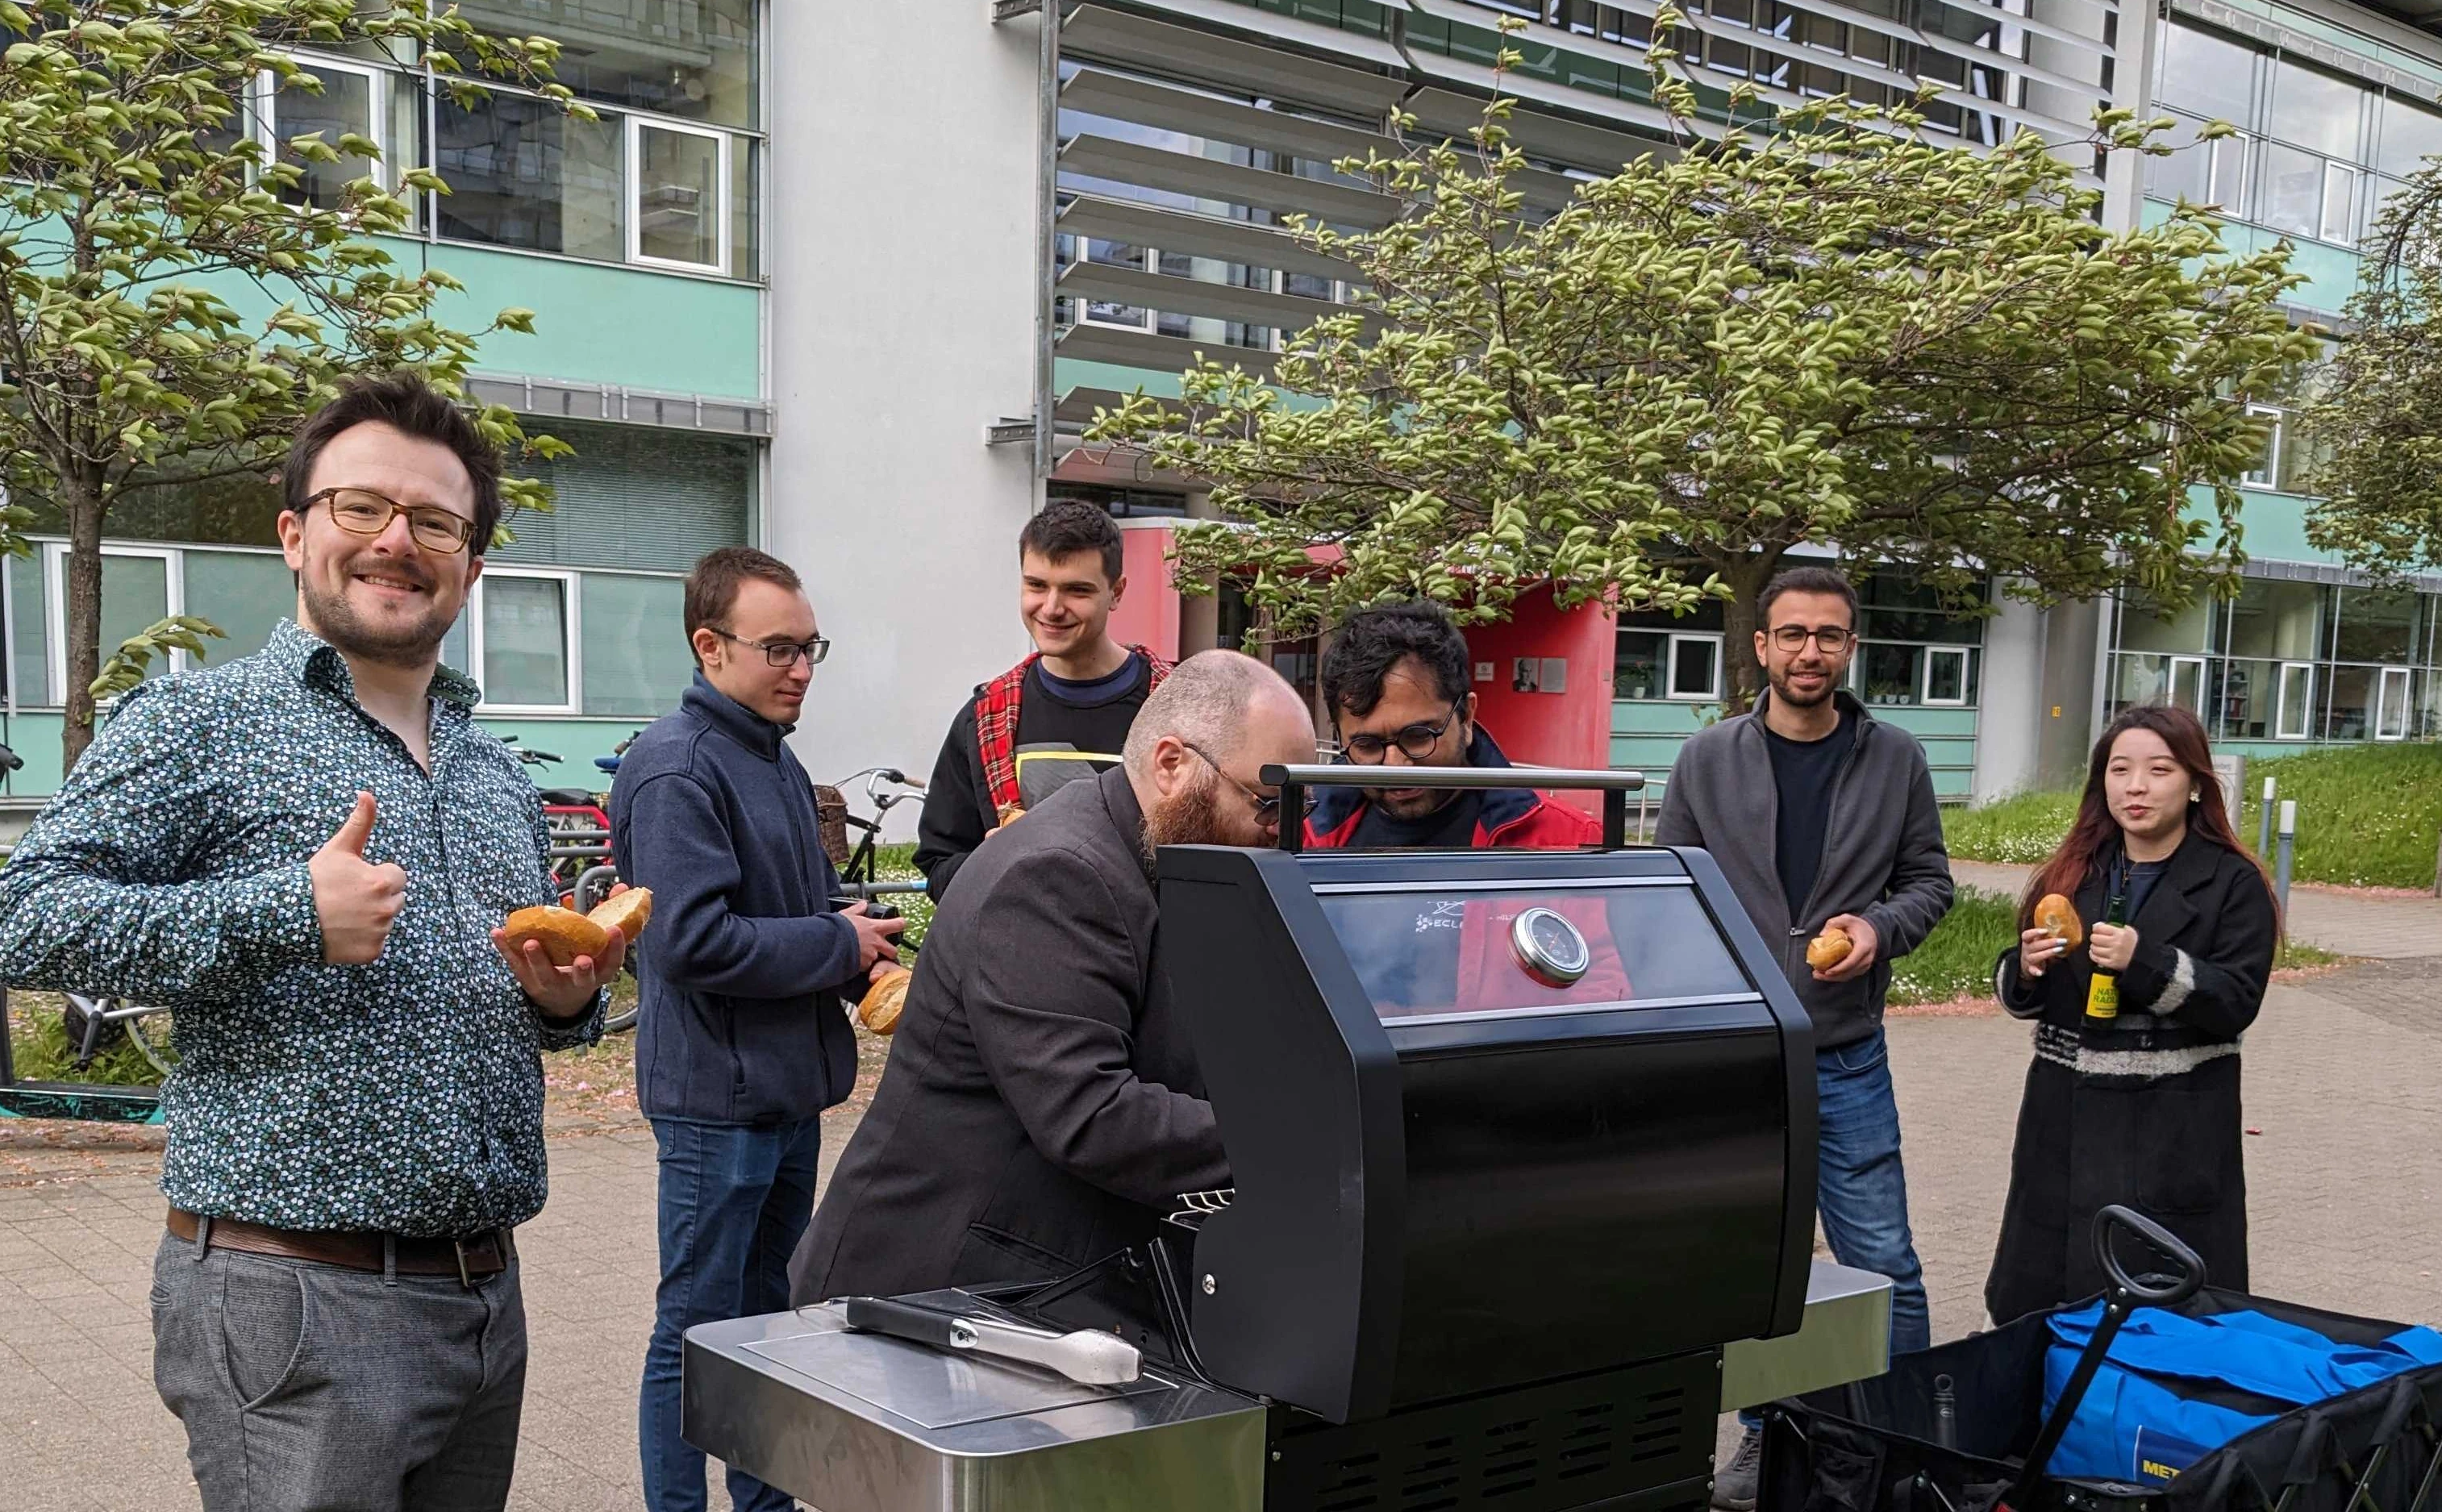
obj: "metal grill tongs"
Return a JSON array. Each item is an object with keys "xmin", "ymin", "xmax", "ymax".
[{"xmin": 838, "ymin": 1296, "xmax": 1144, "ymax": 1386}]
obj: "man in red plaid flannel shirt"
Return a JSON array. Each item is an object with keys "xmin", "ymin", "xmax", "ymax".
[{"xmin": 912, "ymin": 502, "xmax": 1171, "ymax": 902}]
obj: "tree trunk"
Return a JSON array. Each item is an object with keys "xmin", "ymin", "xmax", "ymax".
[
  {"xmin": 60, "ymin": 477, "xmax": 107, "ymax": 775},
  {"xmin": 1716, "ymin": 550, "xmax": 1787, "ymax": 716}
]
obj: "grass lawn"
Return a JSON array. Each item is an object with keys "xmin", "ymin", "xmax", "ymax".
[{"xmin": 1945, "ymin": 744, "xmax": 2442, "ymax": 890}]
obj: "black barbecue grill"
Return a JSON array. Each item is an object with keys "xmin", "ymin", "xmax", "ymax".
[{"xmin": 683, "ymin": 766, "xmax": 1882, "ymax": 1512}]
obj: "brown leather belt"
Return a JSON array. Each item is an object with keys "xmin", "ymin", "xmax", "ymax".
[{"xmin": 168, "ymin": 1208, "xmax": 513, "ymax": 1286}]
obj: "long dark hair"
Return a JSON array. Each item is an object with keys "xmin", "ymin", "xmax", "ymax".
[{"xmin": 2020, "ymin": 705, "xmax": 2277, "ymax": 929}]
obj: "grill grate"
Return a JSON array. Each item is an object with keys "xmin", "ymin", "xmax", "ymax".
[{"xmin": 1268, "ymin": 1353, "xmax": 1715, "ymax": 1512}]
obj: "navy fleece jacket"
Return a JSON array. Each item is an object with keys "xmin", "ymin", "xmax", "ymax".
[{"xmin": 610, "ymin": 675, "xmax": 862, "ymax": 1123}]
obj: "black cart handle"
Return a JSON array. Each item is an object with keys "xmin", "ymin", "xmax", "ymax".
[
  {"xmin": 1260, "ymin": 764, "xmax": 1648, "ymax": 852},
  {"xmin": 2094, "ymin": 1204, "xmax": 2207, "ymax": 1306}
]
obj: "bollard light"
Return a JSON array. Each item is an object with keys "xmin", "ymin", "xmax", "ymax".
[
  {"xmin": 2274, "ymin": 800, "xmax": 2297, "ymax": 915},
  {"xmin": 2258, "ymin": 777, "xmax": 2277, "ymax": 856}
]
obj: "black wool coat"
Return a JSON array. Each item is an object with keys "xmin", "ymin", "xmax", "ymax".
[
  {"xmin": 787, "ymin": 764, "xmax": 1231, "ymax": 1306},
  {"xmin": 1986, "ymin": 831, "xmax": 2277, "ymax": 1326}
]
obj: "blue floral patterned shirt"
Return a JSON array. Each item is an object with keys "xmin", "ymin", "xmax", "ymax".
[{"xmin": 0, "ymin": 620, "xmax": 602, "ymax": 1236}]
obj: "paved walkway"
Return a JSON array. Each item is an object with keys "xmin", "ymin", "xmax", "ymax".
[
  {"xmin": 5, "ymin": 963, "xmax": 2436, "ymax": 1510},
  {"xmin": 1952, "ymin": 859, "xmax": 2442, "ymax": 959}
]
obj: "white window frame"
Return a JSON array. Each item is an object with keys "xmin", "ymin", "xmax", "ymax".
[
  {"xmin": 2208, "ymin": 132, "xmax": 2252, "ymax": 219},
  {"xmin": 257, "ymin": 52, "xmax": 389, "ymax": 197},
  {"xmin": 2167, "ymin": 654, "xmax": 2207, "ymax": 713},
  {"xmin": 469, "ymin": 568, "xmax": 581, "ymax": 715},
  {"xmin": 627, "ymin": 115, "xmax": 731, "ymax": 276},
  {"xmin": 2375, "ymin": 664, "xmax": 2411, "ymax": 741},
  {"xmin": 44, "ymin": 543, "xmax": 183, "ymax": 706},
  {"xmin": 2320, "ymin": 160, "xmax": 2357, "ymax": 244},
  {"xmin": 1666, "ymin": 632, "xmax": 1723, "ymax": 701},
  {"xmin": 2243, "ymin": 403, "xmax": 2283, "ymax": 488},
  {"xmin": 1921, "ymin": 644, "xmax": 1972, "ymax": 706},
  {"xmin": 2274, "ymin": 660, "xmax": 2315, "ymax": 739}
]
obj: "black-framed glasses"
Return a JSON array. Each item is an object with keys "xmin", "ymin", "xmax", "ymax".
[
  {"xmin": 306, "ymin": 486, "xmax": 478, "ymax": 554},
  {"xmin": 1769, "ymin": 625, "xmax": 1857, "ymax": 653},
  {"xmin": 1338, "ymin": 710, "xmax": 1459, "ymax": 764},
  {"xmin": 710, "ymin": 627, "xmax": 831, "ymax": 669},
  {"xmin": 1181, "ymin": 739, "xmax": 1316, "ymax": 823}
]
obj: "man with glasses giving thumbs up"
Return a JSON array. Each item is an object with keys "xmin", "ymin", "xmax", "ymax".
[{"xmin": 0, "ymin": 374, "xmax": 621, "ymax": 1512}]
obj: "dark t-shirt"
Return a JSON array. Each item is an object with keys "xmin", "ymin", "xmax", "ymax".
[
  {"xmin": 1349, "ymin": 788, "xmax": 1485, "ymax": 851},
  {"xmin": 1763, "ymin": 709, "xmax": 1855, "ymax": 920},
  {"xmin": 1011, "ymin": 657, "xmax": 1152, "ymax": 807}
]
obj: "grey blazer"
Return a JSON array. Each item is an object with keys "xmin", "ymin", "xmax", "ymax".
[{"xmin": 788, "ymin": 764, "xmax": 1231, "ymax": 1305}]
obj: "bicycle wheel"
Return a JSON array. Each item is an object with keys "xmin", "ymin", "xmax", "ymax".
[{"xmin": 123, "ymin": 1007, "xmax": 179, "ymax": 1079}]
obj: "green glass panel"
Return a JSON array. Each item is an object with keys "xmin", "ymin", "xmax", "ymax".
[
  {"xmin": 10, "ymin": 552, "xmax": 46, "ymax": 706},
  {"xmin": 579, "ymin": 573, "xmax": 694, "ymax": 720},
  {"xmin": 484, "ymin": 575, "xmax": 570, "ymax": 708},
  {"xmin": 182, "ymin": 552, "xmax": 296, "ymax": 666}
]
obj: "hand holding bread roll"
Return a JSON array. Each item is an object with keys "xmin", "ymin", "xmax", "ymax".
[
  {"xmin": 1805, "ymin": 927, "xmax": 1853, "ymax": 972},
  {"xmin": 858, "ymin": 964, "xmax": 911, "ymax": 1035},
  {"xmin": 500, "ymin": 886, "xmax": 653, "ymax": 968},
  {"xmin": 2032, "ymin": 893, "xmax": 2083, "ymax": 949}
]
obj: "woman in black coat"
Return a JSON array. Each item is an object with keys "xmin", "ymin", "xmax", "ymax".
[{"xmin": 1986, "ymin": 705, "xmax": 2278, "ymax": 1326}]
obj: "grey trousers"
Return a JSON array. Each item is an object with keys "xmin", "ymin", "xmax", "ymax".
[{"xmin": 151, "ymin": 1227, "xmax": 529, "ymax": 1512}]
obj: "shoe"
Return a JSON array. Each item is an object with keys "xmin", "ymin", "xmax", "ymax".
[{"xmin": 1712, "ymin": 1425, "xmax": 1763, "ymax": 1510}]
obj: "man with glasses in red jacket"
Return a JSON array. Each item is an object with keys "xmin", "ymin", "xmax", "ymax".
[{"xmin": 1302, "ymin": 601, "xmax": 1598, "ymax": 852}]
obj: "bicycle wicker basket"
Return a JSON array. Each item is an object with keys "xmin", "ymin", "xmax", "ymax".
[{"xmin": 813, "ymin": 785, "xmax": 851, "ymax": 869}]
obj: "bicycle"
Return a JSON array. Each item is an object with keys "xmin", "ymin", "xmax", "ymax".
[{"xmin": 0, "ymin": 739, "xmax": 174, "ymax": 1123}]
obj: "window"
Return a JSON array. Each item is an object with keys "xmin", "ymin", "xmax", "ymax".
[
  {"xmin": 265, "ymin": 57, "xmax": 385, "ymax": 211},
  {"xmin": 1860, "ymin": 642, "xmax": 1923, "ymax": 706},
  {"xmin": 454, "ymin": 0, "xmax": 760, "ymax": 130},
  {"xmin": 43, "ymin": 546, "xmax": 175, "ymax": 702},
  {"xmin": 2269, "ymin": 60, "xmax": 2365, "ymax": 160},
  {"xmin": 2258, "ymin": 144, "xmax": 2324, "ymax": 240},
  {"xmin": 2275, "ymin": 660, "xmax": 2315, "ymax": 739},
  {"xmin": 580, "ymin": 574, "xmax": 693, "ymax": 719},
  {"xmin": 2376, "ymin": 665, "xmax": 2412, "ymax": 740},
  {"xmin": 182, "ymin": 552, "xmax": 296, "ymax": 664},
  {"xmin": 2244, "ymin": 404, "xmax": 2282, "ymax": 487},
  {"xmin": 2323, "ymin": 162, "xmax": 2358, "ymax": 244},
  {"xmin": 2157, "ymin": 23, "xmax": 2257, "ymax": 127},
  {"xmin": 469, "ymin": 571, "xmax": 577, "ymax": 712},
  {"xmin": 1923, "ymin": 646, "xmax": 1970, "ymax": 705},
  {"xmin": 1669, "ymin": 635, "xmax": 1721, "ymax": 700},
  {"xmin": 436, "ymin": 90, "xmax": 625, "ymax": 262},
  {"xmin": 2209, "ymin": 132, "xmax": 2252, "ymax": 218},
  {"xmin": 1615, "ymin": 631, "xmax": 1666, "ymax": 699},
  {"xmin": 2377, "ymin": 95, "xmax": 2442, "ymax": 178},
  {"xmin": 630, "ymin": 119, "xmax": 728, "ymax": 272}
]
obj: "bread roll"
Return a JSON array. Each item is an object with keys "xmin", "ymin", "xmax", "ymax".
[
  {"xmin": 502, "ymin": 906, "xmax": 610, "ymax": 968},
  {"xmin": 858, "ymin": 964, "xmax": 911, "ymax": 1035},
  {"xmin": 587, "ymin": 886, "xmax": 653, "ymax": 941},
  {"xmin": 2033, "ymin": 893, "xmax": 2083, "ymax": 949},
  {"xmin": 1806, "ymin": 928, "xmax": 1854, "ymax": 971}
]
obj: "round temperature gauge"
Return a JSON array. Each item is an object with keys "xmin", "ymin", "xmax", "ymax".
[{"xmin": 1510, "ymin": 906, "xmax": 1592, "ymax": 987}]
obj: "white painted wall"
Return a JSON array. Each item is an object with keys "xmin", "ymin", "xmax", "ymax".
[
  {"xmin": 766, "ymin": 6, "xmax": 1041, "ymax": 826},
  {"xmin": 1971, "ymin": 588, "xmax": 2048, "ymax": 806}
]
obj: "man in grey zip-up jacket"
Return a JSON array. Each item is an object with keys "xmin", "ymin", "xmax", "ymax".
[{"xmin": 1656, "ymin": 567, "xmax": 1953, "ymax": 1510}]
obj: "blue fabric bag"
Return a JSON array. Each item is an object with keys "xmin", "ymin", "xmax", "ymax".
[{"xmin": 2041, "ymin": 1303, "xmax": 2442, "ymax": 1487}]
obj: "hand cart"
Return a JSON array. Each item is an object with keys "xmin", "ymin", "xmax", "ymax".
[{"xmin": 1759, "ymin": 1205, "xmax": 2442, "ymax": 1512}]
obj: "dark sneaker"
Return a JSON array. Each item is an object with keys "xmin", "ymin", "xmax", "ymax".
[{"xmin": 1712, "ymin": 1425, "xmax": 1763, "ymax": 1510}]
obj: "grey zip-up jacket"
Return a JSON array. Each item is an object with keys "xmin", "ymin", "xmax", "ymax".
[{"xmin": 1656, "ymin": 690, "xmax": 1954, "ymax": 1049}]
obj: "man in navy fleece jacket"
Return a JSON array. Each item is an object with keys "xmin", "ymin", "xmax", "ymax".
[{"xmin": 610, "ymin": 546, "xmax": 902, "ymax": 1512}]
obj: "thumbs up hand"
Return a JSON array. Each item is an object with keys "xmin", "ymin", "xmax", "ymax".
[{"xmin": 310, "ymin": 792, "xmax": 408, "ymax": 964}]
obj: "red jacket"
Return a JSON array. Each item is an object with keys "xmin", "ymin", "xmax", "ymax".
[
  {"xmin": 1300, "ymin": 727, "xmax": 1602, "ymax": 852},
  {"xmin": 1302, "ymin": 727, "xmax": 1624, "ymax": 1014}
]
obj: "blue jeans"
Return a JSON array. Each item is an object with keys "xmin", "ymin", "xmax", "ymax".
[
  {"xmin": 1744, "ymin": 1027, "xmax": 1931, "ymax": 1429},
  {"xmin": 641, "ymin": 1116, "xmax": 824, "ymax": 1512}
]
